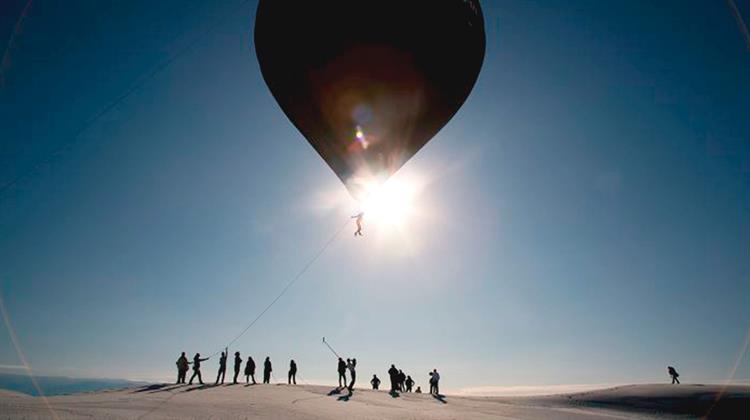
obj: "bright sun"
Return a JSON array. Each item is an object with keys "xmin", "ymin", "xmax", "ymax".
[{"xmin": 359, "ymin": 175, "xmax": 419, "ymax": 229}]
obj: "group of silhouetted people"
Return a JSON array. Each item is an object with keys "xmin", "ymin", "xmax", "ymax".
[
  {"xmin": 176, "ymin": 351, "xmax": 295, "ymax": 386},
  {"xmin": 367, "ymin": 364, "xmax": 435, "ymax": 395},
  {"xmin": 385, "ymin": 365, "xmax": 415, "ymax": 393},
  {"xmin": 336, "ymin": 357, "xmax": 357, "ymax": 391}
]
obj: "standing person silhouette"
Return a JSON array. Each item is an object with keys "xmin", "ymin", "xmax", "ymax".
[
  {"xmin": 347, "ymin": 358, "xmax": 357, "ymax": 391},
  {"xmin": 188, "ymin": 353, "xmax": 209, "ymax": 385},
  {"xmin": 215, "ymin": 349, "xmax": 227, "ymax": 385},
  {"xmin": 668, "ymin": 366, "xmax": 680, "ymax": 384},
  {"xmin": 370, "ymin": 374, "xmax": 381, "ymax": 390},
  {"xmin": 263, "ymin": 357, "xmax": 272, "ymax": 384},
  {"xmin": 232, "ymin": 351, "xmax": 242, "ymax": 384},
  {"xmin": 337, "ymin": 357, "xmax": 347, "ymax": 388},
  {"xmin": 245, "ymin": 356, "xmax": 256, "ymax": 384},
  {"xmin": 405, "ymin": 375, "xmax": 414, "ymax": 392},
  {"xmin": 288, "ymin": 360, "xmax": 297, "ymax": 384},
  {"xmin": 388, "ymin": 364, "xmax": 399, "ymax": 393},
  {"xmin": 429, "ymin": 369, "xmax": 440, "ymax": 395},
  {"xmin": 352, "ymin": 212, "xmax": 364, "ymax": 236},
  {"xmin": 176, "ymin": 352, "xmax": 189, "ymax": 384}
]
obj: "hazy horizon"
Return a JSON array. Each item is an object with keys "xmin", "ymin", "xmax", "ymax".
[{"xmin": 1, "ymin": 0, "xmax": 749, "ymax": 392}]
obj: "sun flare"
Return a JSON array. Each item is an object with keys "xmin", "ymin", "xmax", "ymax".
[{"xmin": 359, "ymin": 176, "xmax": 419, "ymax": 229}]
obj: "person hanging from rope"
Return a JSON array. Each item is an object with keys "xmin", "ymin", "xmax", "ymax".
[
  {"xmin": 188, "ymin": 353, "xmax": 210, "ymax": 385},
  {"xmin": 352, "ymin": 212, "xmax": 364, "ymax": 236},
  {"xmin": 215, "ymin": 348, "xmax": 228, "ymax": 385}
]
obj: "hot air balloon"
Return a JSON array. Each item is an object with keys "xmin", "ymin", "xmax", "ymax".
[{"xmin": 255, "ymin": 0, "xmax": 485, "ymax": 200}]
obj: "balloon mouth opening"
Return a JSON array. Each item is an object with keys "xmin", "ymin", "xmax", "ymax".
[{"xmin": 345, "ymin": 171, "xmax": 390, "ymax": 203}]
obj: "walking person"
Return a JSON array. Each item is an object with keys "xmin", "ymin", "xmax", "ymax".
[
  {"xmin": 176, "ymin": 352, "xmax": 189, "ymax": 384},
  {"xmin": 337, "ymin": 357, "xmax": 347, "ymax": 388},
  {"xmin": 215, "ymin": 349, "xmax": 227, "ymax": 385},
  {"xmin": 232, "ymin": 351, "xmax": 242, "ymax": 384},
  {"xmin": 188, "ymin": 353, "xmax": 209, "ymax": 385},
  {"xmin": 288, "ymin": 360, "xmax": 297, "ymax": 385},
  {"xmin": 245, "ymin": 356, "xmax": 256, "ymax": 384},
  {"xmin": 668, "ymin": 366, "xmax": 680, "ymax": 384},
  {"xmin": 263, "ymin": 356, "xmax": 272, "ymax": 384}
]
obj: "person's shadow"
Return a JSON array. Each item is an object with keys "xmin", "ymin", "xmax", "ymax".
[
  {"xmin": 432, "ymin": 393, "xmax": 447, "ymax": 404},
  {"xmin": 133, "ymin": 384, "xmax": 170, "ymax": 393},
  {"xmin": 337, "ymin": 388, "xmax": 353, "ymax": 402},
  {"xmin": 328, "ymin": 387, "xmax": 343, "ymax": 396},
  {"xmin": 183, "ymin": 384, "xmax": 217, "ymax": 392}
]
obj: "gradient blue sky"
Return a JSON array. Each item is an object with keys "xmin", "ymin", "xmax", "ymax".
[{"xmin": 1, "ymin": 0, "xmax": 749, "ymax": 391}]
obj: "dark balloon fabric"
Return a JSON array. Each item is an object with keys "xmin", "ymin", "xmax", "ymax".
[{"xmin": 255, "ymin": 0, "xmax": 485, "ymax": 199}]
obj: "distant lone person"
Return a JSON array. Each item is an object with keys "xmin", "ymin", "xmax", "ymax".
[
  {"xmin": 288, "ymin": 360, "xmax": 297, "ymax": 385},
  {"xmin": 371, "ymin": 374, "xmax": 381, "ymax": 390},
  {"xmin": 188, "ymin": 353, "xmax": 209, "ymax": 385},
  {"xmin": 263, "ymin": 357, "xmax": 272, "ymax": 384},
  {"xmin": 415, "ymin": 386, "xmax": 422, "ymax": 393},
  {"xmin": 215, "ymin": 349, "xmax": 228, "ymax": 385},
  {"xmin": 233, "ymin": 351, "xmax": 242, "ymax": 384},
  {"xmin": 352, "ymin": 212, "xmax": 364, "ymax": 236},
  {"xmin": 347, "ymin": 358, "xmax": 357, "ymax": 391},
  {"xmin": 245, "ymin": 356, "xmax": 256, "ymax": 384},
  {"xmin": 176, "ymin": 352, "xmax": 189, "ymax": 384},
  {"xmin": 429, "ymin": 369, "xmax": 440, "ymax": 395},
  {"xmin": 668, "ymin": 366, "xmax": 680, "ymax": 384},
  {"xmin": 388, "ymin": 364, "xmax": 399, "ymax": 393},
  {"xmin": 337, "ymin": 357, "xmax": 347, "ymax": 388}
]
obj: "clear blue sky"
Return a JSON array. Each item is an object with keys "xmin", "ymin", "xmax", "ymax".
[{"xmin": 1, "ymin": 0, "xmax": 749, "ymax": 391}]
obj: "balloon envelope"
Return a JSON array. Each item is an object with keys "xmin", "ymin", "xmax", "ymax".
[{"xmin": 255, "ymin": 0, "xmax": 485, "ymax": 200}]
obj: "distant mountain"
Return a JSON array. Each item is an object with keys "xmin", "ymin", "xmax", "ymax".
[{"xmin": 0, "ymin": 373, "xmax": 148, "ymax": 396}]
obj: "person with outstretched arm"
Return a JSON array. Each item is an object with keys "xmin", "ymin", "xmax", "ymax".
[
  {"xmin": 188, "ymin": 353, "xmax": 210, "ymax": 385},
  {"xmin": 215, "ymin": 349, "xmax": 228, "ymax": 385},
  {"xmin": 352, "ymin": 212, "xmax": 364, "ymax": 236}
]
